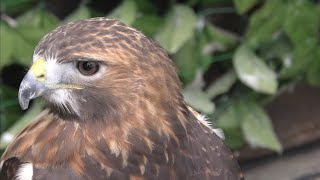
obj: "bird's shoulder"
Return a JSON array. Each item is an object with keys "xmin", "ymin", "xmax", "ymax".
[{"xmin": 172, "ymin": 107, "xmax": 244, "ymax": 180}]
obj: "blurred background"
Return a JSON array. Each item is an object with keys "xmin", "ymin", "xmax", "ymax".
[{"xmin": 0, "ymin": 0, "xmax": 320, "ymax": 179}]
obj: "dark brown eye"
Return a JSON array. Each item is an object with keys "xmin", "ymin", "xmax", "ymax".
[{"xmin": 77, "ymin": 61, "xmax": 99, "ymax": 75}]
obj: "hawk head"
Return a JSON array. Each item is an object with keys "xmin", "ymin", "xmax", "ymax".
[{"xmin": 19, "ymin": 18, "xmax": 182, "ymax": 121}]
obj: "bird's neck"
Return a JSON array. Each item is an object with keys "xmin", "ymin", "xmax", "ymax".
[
  {"xmin": 49, "ymin": 100, "xmax": 189, "ymax": 167},
  {"xmin": 78, "ymin": 100, "xmax": 189, "ymax": 154},
  {"xmin": 3, "ymin": 100, "xmax": 191, "ymax": 174}
]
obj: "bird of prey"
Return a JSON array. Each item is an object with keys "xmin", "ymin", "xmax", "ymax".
[{"xmin": 0, "ymin": 17, "xmax": 244, "ymax": 180}]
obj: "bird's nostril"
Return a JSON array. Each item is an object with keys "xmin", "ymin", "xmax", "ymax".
[
  {"xmin": 36, "ymin": 74, "xmax": 46, "ymax": 82},
  {"xmin": 38, "ymin": 74, "xmax": 45, "ymax": 78}
]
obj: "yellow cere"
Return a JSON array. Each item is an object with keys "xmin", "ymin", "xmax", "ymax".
[{"xmin": 30, "ymin": 57, "xmax": 46, "ymax": 82}]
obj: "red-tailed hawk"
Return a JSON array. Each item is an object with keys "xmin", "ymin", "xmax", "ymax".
[{"xmin": 0, "ymin": 18, "xmax": 244, "ymax": 180}]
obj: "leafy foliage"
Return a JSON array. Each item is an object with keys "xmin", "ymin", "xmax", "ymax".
[
  {"xmin": 108, "ymin": 0, "xmax": 137, "ymax": 25},
  {"xmin": 240, "ymin": 101, "xmax": 282, "ymax": 152},
  {"xmin": 233, "ymin": 45, "xmax": 278, "ymax": 94},
  {"xmin": 155, "ymin": 4, "xmax": 196, "ymax": 54},
  {"xmin": 1, "ymin": 0, "xmax": 319, "ymax": 153},
  {"xmin": 233, "ymin": 0, "xmax": 257, "ymax": 14}
]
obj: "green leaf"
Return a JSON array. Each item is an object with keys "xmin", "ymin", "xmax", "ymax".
[
  {"xmin": 216, "ymin": 101, "xmax": 242, "ymax": 129},
  {"xmin": 175, "ymin": 38, "xmax": 198, "ymax": 84},
  {"xmin": 259, "ymin": 38, "xmax": 292, "ymax": 61},
  {"xmin": 16, "ymin": 8, "xmax": 59, "ymax": 29},
  {"xmin": 4, "ymin": 8, "xmax": 59, "ymax": 66},
  {"xmin": 240, "ymin": 102, "xmax": 282, "ymax": 152},
  {"xmin": 155, "ymin": 4, "xmax": 196, "ymax": 54},
  {"xmin": 215, "ymin": 100, "xmax": 245, "ymax": 149},
  {"xmin": 16, "ymin": 9, "xmax": 59, "ymax": 44},
  {"xmin": 234, "ymin": 0, "xmax": 257, "ymax": 14},
  {"xmin": 0, "ymin": 22, "xmax": 14, "ymax": 68},
  {"xmin": 279, "ymin": 0, "xmax": 319, "ymax": 79},
  {"xmin": 223, "ymin": 128, "xmax": 246, "ymax": 149},
  {"xmin": 206, "ymin": 70, "xmax": 237, "ymax": 99},
  {"xmin": 245, "ymin": 0, "xmax": 285, "ymax": 48},
  {"xmin": 279, "ymin": 46, "xmax": 316, "ymax": 79},
  {"xmin": 196, "ymin": 29, "xmax": 212, "ymax": 70},
  {"xmin": 108, "ymin": 0, "xmax": 137, "ymax": 25},
  {"xmin": 11, "ymin": 31, "xmax": 35, "ymax": 65},
  {"xmin": 183, "ymin": 88, "xmax": 215, "ymax": 114},
  {"xmin": 132, "ymin": 15, "xmax": 163, "ymax": 37},
  {"xmin": 15, "ymin": 26, "xmax": 48, "ymax": 45},
  {"xmin": 0, "ymin": 100, "xmax": 44, "ymax": 149},
  {"xmin": 0, "ymin": 85, "xmax": 22, "ymax": 133},
  {"xmin": 0, "ymin": 0, "xmax": 36, "ymax": 15},
  {"xmin": 16, "ymin": 8, "xmax": 41, "ymax": 26},
  {"xmin": 283, "ymin": 0, "xmax": 319, "ymax": 47},
  {"xmin": 134, "ymin": 0, "xmax": 158, "ymax": 14},
  {"xmin": 307, "ymin": 62, "xmax": 320, "ymax": 87},
  {"xmin": 233, "ymin": 45, "xmax": 278, "ymax": 94},
  {"xmin": 205, "ymin": 23, "xmax": 239, "ymax": 50},
  {"xmin": 306, "ymin": 50, "xmax": 320, "ymax": 86},
  {"xmin": 0, "ymin": 25, "xmax": 34, "ymax": 66},
  {"xmin": 64, "ymin": 5, "xmax": 91, "ymax": 23},
  {"xmin": 183, "ymin": 70, "xmax": 215, "ymax": 114}
]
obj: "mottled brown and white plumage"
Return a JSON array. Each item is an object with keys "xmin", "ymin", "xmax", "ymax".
[{"xmin": 0, "ymin": 18, "xmax": 244, "ymax": 180}]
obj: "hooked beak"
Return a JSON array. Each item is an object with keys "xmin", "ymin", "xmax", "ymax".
[
  {"xmin": 18, "ymin": 57, "xmax": 47, "ymax": 110},
  {"xmin": 18, "ymin": 72, "xmax": 47, "ymax": 110},
  {"xmin": 18, "ymin": 57, "xmax": 83, "ymax": 110}
]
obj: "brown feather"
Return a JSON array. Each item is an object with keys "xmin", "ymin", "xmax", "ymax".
[{"xmin": 1, "ymin": 17, "xmax": 244, "ymax": 180}]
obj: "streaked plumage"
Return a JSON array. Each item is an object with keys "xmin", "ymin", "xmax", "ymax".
[{"xmin": 0, "ymin": 18, "xmax": 244, "ymax": 180}]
